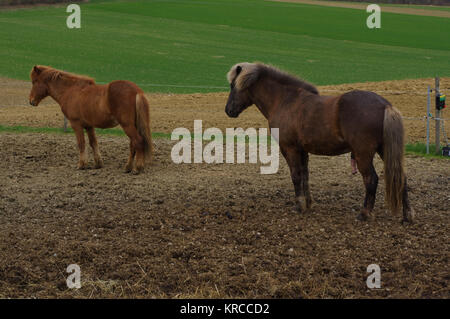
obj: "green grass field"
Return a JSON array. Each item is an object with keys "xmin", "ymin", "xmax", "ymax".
[
  {"xmin": 0, "ymin": 0, "xmax": 449, "ymax": 93},
  {"xmin": 303, "ymin": 1, "xmax": 450, "ymax": 12},
  {"xmin": 370, "ymin": 4, "xmax": 450, "ymax": 12}
]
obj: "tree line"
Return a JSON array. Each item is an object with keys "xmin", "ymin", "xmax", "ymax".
[
  {"xmin": 0, "ymin": 0, "xmax": 86, "ymax": 6},
  {"xmin": 326, "ymin": 0, "xmax": 448, "ymax": 5}
]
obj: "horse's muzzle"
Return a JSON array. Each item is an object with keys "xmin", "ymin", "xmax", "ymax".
[
  {"xmin": 225, "ymin": 108, "xmax": 239, "ymax": 118},
  {"xmin": 29, "ymin": 100, "xmax": 37, "ymax": 106}
]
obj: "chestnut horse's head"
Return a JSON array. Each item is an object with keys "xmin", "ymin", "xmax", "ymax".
[
  {"xmin": 29, "ymin": 65, "xmax": 49, "ymax": 106},
  {"xmin": 225, "ymin": 62, "xmax": 258, "ymax": 118}
]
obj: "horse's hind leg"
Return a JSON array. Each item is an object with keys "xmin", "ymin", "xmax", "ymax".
[
  {"xmin": 378, "ymin": 150, "xmax": 414, "ymax": 223},
  {"xmin": 355, "ymin": 153, "xmax": 378, "ymax": 221},
  {"xmin": 72, "ymin": 122, "xmax": 88, "ymax": 169},
  {"xmin": 300, "ymin": 150, "xmax": 312, "ymax": 209},
  {"xmin": 121, "ymin": 125, "xmax": 144, "ymax": 174},
  {"xmin": 125, "ymin": 140, "xmax": 136, "ymax": 173},
  {"xmin": 402, "ymin": 177, "xmax": 414, "ymax": 223},
  {"xmin": 86, "ymin": 127, "xmax": 103, "ymax": 169}
]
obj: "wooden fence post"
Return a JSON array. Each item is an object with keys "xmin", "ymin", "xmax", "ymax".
[
  {"xmin": 64, "ymin": 116, "xmax": 68, "ymax": 132},
  {"xmin": 426, "ymin": 85, "xmax": 430, "ymax": 154}
]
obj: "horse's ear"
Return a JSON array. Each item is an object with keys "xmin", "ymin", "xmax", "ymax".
[
  {"xmin": 33, "ymin": 65, "xmax": 41, "ymax": 75},
  {"xmin": 236, "ymin": 65, "xmax": 242, "ymax": 76}
]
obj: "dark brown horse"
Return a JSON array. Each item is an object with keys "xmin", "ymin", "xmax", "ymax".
[
  {"xmin": 29, "ymin": 65, "xmax": 152, "ymax": 174},
  {"xmin": 225, "ymin": 62, "xmax": 414, "ymax": 223}
]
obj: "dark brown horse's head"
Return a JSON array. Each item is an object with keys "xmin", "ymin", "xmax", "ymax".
[
  {"xmin": 29, "ymin": 65, "xmax": 49, "ymax": 106},
  {"xmin": 225, "ymin": 63, "xmax": 257, "ymax": 118},
  {"xmin": 225, "ymin": 62, "xmax": 320, "ymax": 118}
]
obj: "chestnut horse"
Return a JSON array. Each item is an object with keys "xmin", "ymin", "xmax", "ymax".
[
  {"xmin": 29, "ymin": 65, "xmax": 152, "ymax": 174},
  {"xmin": 225, "ymin": 62, "xmax": 414, "ymax": 223}
]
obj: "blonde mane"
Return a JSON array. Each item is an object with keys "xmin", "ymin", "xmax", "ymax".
[
  {"xmin": 227, "ymin": 62, "xmax": 318, "ymax": 94},
  {"xmin": 227, "ymin": 62, "xmax": 259, "ymax": 90}
]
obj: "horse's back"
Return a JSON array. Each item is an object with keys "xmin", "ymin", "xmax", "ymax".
[
  {"xmin": 107, "ymin": 80, "xmax": 143, "ymax": 109},
  {"xmin": 338, "ymin": 90, "xmax": 388, "ymax": 151},
  {"xmin": 74, "ymin": 80, "xmax": 143, "ymax": 128},
  {"xmin": 107, "ymin": 80, "xmax": 143, "ymax": 105},
  {"xmin": 105, "ymin": 80, "xmax": 145, "ymax": 125},
  {"xmin": 293, "ymin": 93, "xmax": 349, "ymax": 155}
]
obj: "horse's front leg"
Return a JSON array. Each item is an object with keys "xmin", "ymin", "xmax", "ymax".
[
  {"xmin": 71, "ymin": 122, "xmax": 88, "ymax": 169},
  {"xmin": 283, "ymin": 146, "xmax": 311, "ymax": 213},
  {"xmin": 86, "ymin": 127, "xmax": 103, "ymax": 169}
]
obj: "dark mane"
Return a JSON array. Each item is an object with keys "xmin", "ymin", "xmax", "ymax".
[
  {"xmin": 38, "ymin": 66, "xmax": 95, "ymax": 86},
  {"xmin": 257, "ymin": 63, "xmax": 318, "ymax": 95}
]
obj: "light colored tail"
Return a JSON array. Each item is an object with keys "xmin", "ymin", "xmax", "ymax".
[
  {"xmin": 383, "ymin": 105, "xmax": 404, "ymax": 214},
  {"xmin": 136, "ymin": 93, "xmax": 153, "ymax": 163}
]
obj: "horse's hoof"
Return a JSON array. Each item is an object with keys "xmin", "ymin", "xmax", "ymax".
[
  {"xmin": 77, "ymin": 163, "xmax": 88, "ymax": 170},
  {"xmin": 94, "ymin": 160, "xmax": 104, "ymax": 169},
  {"xmin": 356, "ymin": 211, "xmax": 370, "ymax": 221},
  {"xmin": 131, "ymin": 169, "xmax": 141, "ymax": 175},
  {"xmin": 295, "ymin": 196, "xmax": 307, "ymax": 213},
  {"xmin": 295, "ymin": 205, "xmax": 311, "ymax": 214},
  {"xmin": 124, "ymin": 165, "xmax": 133, "ymax": 173},
  {"xmin": 402, "ymin": 209, "xmax": 415, "ymax": 224},
  {"xmin": 132, "ymin": 164, "xmax": 144, "ymax": 175}
]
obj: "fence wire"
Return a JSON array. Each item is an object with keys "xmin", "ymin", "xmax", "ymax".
[{"xmin": 1, "ymin": 81, "xmax": 443, "ymax": 96}]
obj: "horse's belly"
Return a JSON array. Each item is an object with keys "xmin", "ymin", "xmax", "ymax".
[
  {"xmin": 304, "ymin": 142, "xmax": 351, "ymax": 156},
  {"xmin": 81, "ymin": 103, "xmax": 118, "ymax": 128},
  {"xmin": 300, "ymin": 131, "xmax": 350, "ymax": 155},
  {"xmin": 95, "ymin": 117, "xmax": 119, "ymax": 129}
]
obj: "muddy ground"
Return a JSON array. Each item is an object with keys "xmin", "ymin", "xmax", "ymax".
[
  {"xmin": 0, "ymin": 132, "xmax": 448, "ymax": 298},
  {"xmin": 270, "ymin": 0, "xmax": 450, "ymax": 18},
  {"xmin": 0, "ymin": 77, "xmax": 449, "ymax": 298}
]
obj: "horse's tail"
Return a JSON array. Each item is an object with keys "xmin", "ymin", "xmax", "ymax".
[
  {"xmin": 135, "ymin": 93, "xmax": 153, "ymax": 163},
  {"xmin": 383, "ymin": 105, "xmax": 404, "ymax": 214}
]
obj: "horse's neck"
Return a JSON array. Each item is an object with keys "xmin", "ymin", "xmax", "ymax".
[
  {"xmin": 250, "ymin": 79, "xmax": 282, "ymax": 120},
  {"xmin": 48, "ymin": 80, "xmax": 76, "ymax": 105},
  {"xmin": 250, "ymin": 80, "xmax": 275, "ymax": 119}
]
